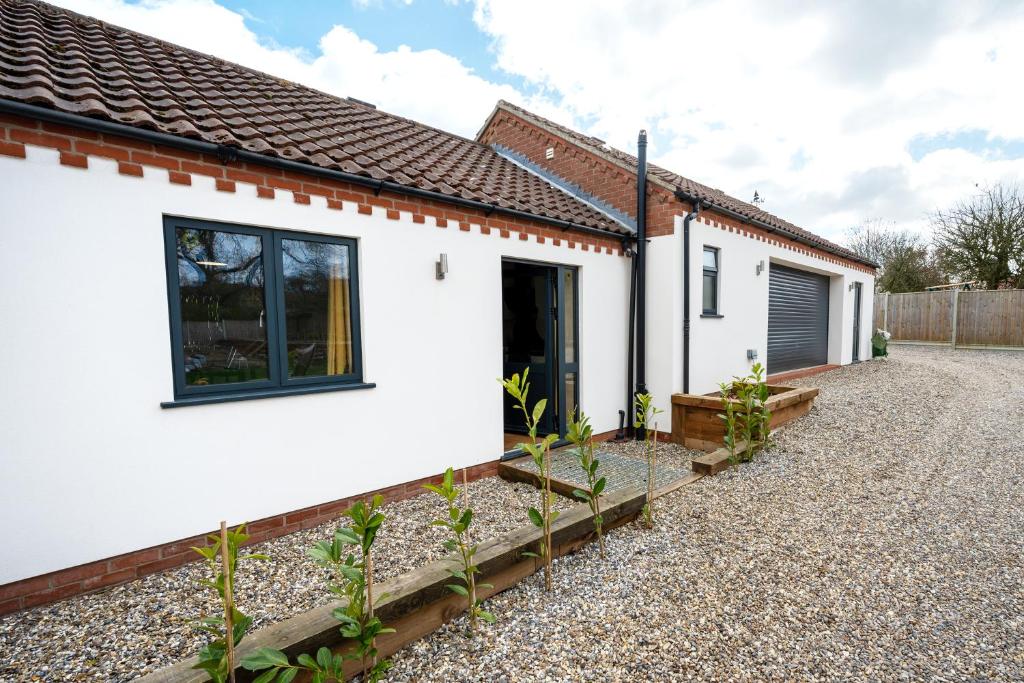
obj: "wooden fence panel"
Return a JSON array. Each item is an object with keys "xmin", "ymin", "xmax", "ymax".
[
  {"xmin": 872, "ymin": 295, "xmax": 886, "ymax": 332},
  {"xmin": 875, "ymin": 289, "xmax": 1024, "ymax": 348},
  {"xmin": 884, "ymin": 291, "xmax": 954, "ymax": 342},
  {"xmin": 956, "ymin": 289, "xmax": 1024, "ymax": 347}
]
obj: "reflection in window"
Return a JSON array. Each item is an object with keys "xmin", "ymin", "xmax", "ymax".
[
  {"xmin": 563, "ymin": 269, "xmax": 575, "ymax": 364},
  {"xmin": 176, "ymin": 228, "xmax": 268, "ymax": 386},
  {"xmin": 281, "ymin": 239, "xmax": 354, "ymax": 377},
  {"xmin": 702, "ymin": 246, "xmax": 719, "ymax": 315}
]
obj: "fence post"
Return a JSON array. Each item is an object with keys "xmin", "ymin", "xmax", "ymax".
[
  {"xmin": 950, "ymin": 289, "xmax": 959, "ymax": 349},
  {"xmin": 883, "ymin": 292, "xmax": 889, "ymax": 331}
]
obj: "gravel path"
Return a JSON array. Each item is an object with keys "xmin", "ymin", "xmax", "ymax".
[
  {"xmin": 0, "ymin": 477, "xmax": 571, "ymax": 681},
  {"xmin": 389, "ymin": 346, "xmax": 1024, "ymax": 681},
  {"xmin": 4, "ymin": 346, "xmax": 1023, "ymax": 681}
]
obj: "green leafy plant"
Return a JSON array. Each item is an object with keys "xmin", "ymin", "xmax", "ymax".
[
  {"xmin": 718, "ymin": 381, "xmax": 740, "ymax": 468},
  {"xmin": 733, "ymin": 377, "xmax": 757, "ymax": 462},
  {"xmin": 241, "ymin": 497, "xmax": 394, "ymax": 683},
  {"xmin": 424, "ymin": 467, "xmax": 495, "ymax": 634},
  {"xmin": 717, "ymin": 364, "xmax": 772, "ymax": 468},
  {"xmin": 872, "ymin": 328, "xmax": 890, "ymax": 357},
  {"xmin": 500, "ymin": 369, "xmax": 559, "ymax": 591},
  {"xmin": 566, "ymin": 408, "xmax": 606, "ymax": 558},
  {"xmin": 190, "ymin": 523, "xmax": 268, "ymax": 683},
  {"xmin": 749, "ymin": 362, "xmax": 772, "ymax": 452},
  {"xmin": 633, "ymin": 392, "xmax": 664, "ymax": 528}
]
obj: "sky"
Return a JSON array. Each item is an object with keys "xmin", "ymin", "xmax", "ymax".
[{"xmin": 57, "ymin": 0, "xmax": 1024, "ymax": 243}]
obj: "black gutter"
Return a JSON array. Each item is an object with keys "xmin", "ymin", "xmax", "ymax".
[
  {"xmin": 682, "ymin": 203, "xmax": 701, "ymax": 394},
  {"xmin": 673, "ymin": 188, "xmax": 879, "ymax": 269},
  {"xmin": 634, "ymin": 130, "xmax": 648, "ymax": 440},
  {"xmin": 0, "ymin": 100, "xmax": 630, "ymax": 243}
]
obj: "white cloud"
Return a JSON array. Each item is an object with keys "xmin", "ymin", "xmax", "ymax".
[
  {"xmin": 58, "ymin": 0, "xmax": 546, "ymax": 140},
  {"xmin": 472, "ymin": 0, "xmax": 1024, "ymax": 240},
  {"xmin": 55, "ymin": 0, "xmax": 1024, "ymax": 242}
]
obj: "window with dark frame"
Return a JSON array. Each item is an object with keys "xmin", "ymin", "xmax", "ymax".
[
  {"xmin": 163, "ymin": 217, "xmax": 364, "ymax": 402},
  {"xmin": 702, "ymin": 246, "xmax": 720, "ymax": 315}
]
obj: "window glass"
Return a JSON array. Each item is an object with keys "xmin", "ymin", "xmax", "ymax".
[
  {"xmin": 175, "ymin": 228, "xmax": 269, "ymax": 386},
  {"xmin": 281, "ymin": 239, "xmax": 354, "ymax": 377},
  {"xmin": 702, "ymin": 273, "xmax": 717, "ymax": 313},
  {"xmin": 563, "ymin": 269, "xmax": 576, "ymax": 364},
  {"xmin": 703, "ymin": 247, "xmax": 718, "ymax": 270},
  {"xmin": 566, "ymin": 372, "xmax": 577, "ymax": 417}
]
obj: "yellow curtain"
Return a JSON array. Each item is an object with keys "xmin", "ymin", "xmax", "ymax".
[{"xmin": 326, "ymin": 258, "xmax": 352, "ymax": 375}]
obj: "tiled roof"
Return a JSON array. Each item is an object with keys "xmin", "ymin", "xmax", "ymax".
[
  {"xmin": 487, "ymin": 101, "xmax": 873, "ymax": 265},
  {"xmin": 0, "ymin": 0, "xmax": 625, "ymax": 234}
]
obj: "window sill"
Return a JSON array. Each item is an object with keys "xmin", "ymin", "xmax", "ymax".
[
  {"xmin": 161, "ymin": 381, "xmax": 376, "ymax": 409},
  {"xmin": 700, "ymin": 313, "xmax": 724, "ymax": 319}
]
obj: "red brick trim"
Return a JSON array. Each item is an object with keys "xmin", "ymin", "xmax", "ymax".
[
  {"xmin": 480, "ymin": 110, "xmax": 874, "ymax": 274},
  {"xmin": 168, "ymin": 170, "xmax": 191, "ymax": 186},
  {"xmin": 0, "ymin": 139, "xmax": 26, "ymax": 158},
  {"xmin": 692, "ymin": 216, "xmax": 875, "ymax": 274},
  {"xmin": 0, "ymin": 112, "xmax": 626, "ymax": 258},
  {"xmin": 767, "ymin": 363, "xmax": 840, "ymax": 384},
  {"xmin": 118, "ymin": 161, "xmax": 143, "ymax": 177},
  {"xmin": 59, "ymin": 150, "xmax": 88, "ymax": 168},
  {"xmin": 0, "ymin": 460, "xmax": 500, "ymax": 616}
]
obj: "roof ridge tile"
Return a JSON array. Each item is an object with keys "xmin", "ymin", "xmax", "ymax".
[{"xmin": 0, "ymin": 0, "xmax": 624, "ymax": 234}]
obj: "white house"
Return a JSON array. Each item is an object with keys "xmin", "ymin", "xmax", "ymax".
[{"xmin": 0, "ymin": 0, "xmax": 875, "ymax": 613}]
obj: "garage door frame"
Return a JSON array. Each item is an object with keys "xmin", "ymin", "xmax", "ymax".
[{"xmin": 767, "ymin": 263, "xmax": 830, "ymax": 374}]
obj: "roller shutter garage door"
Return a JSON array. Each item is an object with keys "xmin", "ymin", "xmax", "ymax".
[{"xmin": 767, "ymin": 264, "xmax": 829, "ymax": 373}]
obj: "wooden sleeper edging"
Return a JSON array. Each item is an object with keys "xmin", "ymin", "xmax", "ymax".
[{"xmin": 138, "ymin": 486, "xmax": 646, "ymax": 682}]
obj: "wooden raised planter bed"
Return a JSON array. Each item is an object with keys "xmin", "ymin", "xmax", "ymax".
[{"xmin": 670, "ymin": 385, "xmax": 819, "ymax": 452}]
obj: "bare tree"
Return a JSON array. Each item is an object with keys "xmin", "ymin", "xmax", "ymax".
[
  {"xmin": 845, "ymin": 219, "xmax": 945, "ymax": 293},
  {"xmin": 846, "ymin": 218, "xmax": 898, "ymax": 266},
  {"xmin": 931, "ymin": 184, "xmax": 1024, "ymax": 289}
]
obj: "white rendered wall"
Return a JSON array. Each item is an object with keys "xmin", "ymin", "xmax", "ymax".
[
  {"xmin": 0, "ymin": 146, "xmax": 630, "ymax": 583},
  {"xmin": 646, "ymin": 216, "xmax": 875, "ymax": 399}
]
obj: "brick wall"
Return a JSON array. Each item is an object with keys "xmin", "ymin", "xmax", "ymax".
[
  {"xmin": 0, "ymin": 460, "xmax": 498, "ymax": 616},
  {"xmin": 479, "ymin": 110, "xmax": 678, "ymax": 237},
  {"xmin": 479, "ymin": 109, "xmax": 875, "ymax": 274},
  {"xmin": 0, "ymin": 112, "xmax": 628, "ymax": 257}
]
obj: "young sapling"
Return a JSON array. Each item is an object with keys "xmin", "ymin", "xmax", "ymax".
[
  {"xmin": 242, "ymin": 496, "xmax": 394, "ymax": 683},
  {"xmin": 633, "ymin": 392, "xmax": 664, "ymax": 528},
  {"xmin": 718, "ymin": 381, "xmax": 740, "ymax": 468},
  {"xmin": 500, "ymin": 369, "xmax": 559, "ymax": 590},
  {"xmin": 566, "ymin": 408, "xmax": 606, "ymax": 558},
  {"xmin": 733, "ymin": 377, "xmax": 756, "ymax": 463},
  {"xmin": 423, "ymin": 467, "xmax": 496, "ymax": 634},
  {"xmin": 750, "ymin": 362, "xmax": 773, "ymax": 451},
  {"xmin": 190, "ymin": 523, "xmax": 268, "ymax": 683}
]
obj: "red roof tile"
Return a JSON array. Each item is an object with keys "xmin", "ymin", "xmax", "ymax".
[
  {"xmin": 486, "ymin": 100, "xmax": 873, "ymax": 265},
  {"xmin": 0, "ymin": 0, "xmax": 624, "ymax": 234}
]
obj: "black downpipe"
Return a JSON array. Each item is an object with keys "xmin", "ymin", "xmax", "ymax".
[
  {"xmin": 634, "ymin": 130, "xmax": 648, "ymax": 439},
  {"xmin": 682, "ymin": 203, "xmax": 700, "ymax": 394},
  {"xmin": 620, "ymin": 248, "xmax": 638, "ymax": 441}
]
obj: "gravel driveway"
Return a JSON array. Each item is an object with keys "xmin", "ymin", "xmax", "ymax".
[
  {"xmin": 390, "ymin": 346, "xmax": 1024, "ymax": 681},
  {"xmin": 3, "ymin": 345, "xmax": 1023, "ymax": 681}
]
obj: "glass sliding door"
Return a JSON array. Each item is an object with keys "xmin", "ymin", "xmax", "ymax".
[
  {"xmin": 557, "ymin": 267, "xmax": 580, "ymax": 431},
  {"xmin": 501, "ymin": 259, "xmax": 579, "ymax": 445}
]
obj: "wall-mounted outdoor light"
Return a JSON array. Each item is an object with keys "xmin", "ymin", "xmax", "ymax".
[
  {"xmin": 436, "ymin": 253, "xmax": 448, "ymax": 280},
  {"xmin": 756, "ymin": 259, "xmax": 765, "ymax": 276}
]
